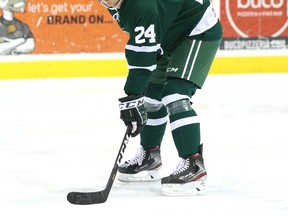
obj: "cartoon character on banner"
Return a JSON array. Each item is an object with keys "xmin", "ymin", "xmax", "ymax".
[{"xmin": 0, "ymin": 0, "xmax": 34, "ymax": 55}]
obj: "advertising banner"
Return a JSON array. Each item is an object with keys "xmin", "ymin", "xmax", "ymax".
[
  {"xmin": 220, "ymin": 0, "xmax": 288, "ymax": 50},
  {"xmin": 0, "ymin": 0, "xmax": 128, "ymax": 55}
]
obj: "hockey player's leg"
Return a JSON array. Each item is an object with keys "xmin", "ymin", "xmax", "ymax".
[
  {"xmin": 159, "ymin": 39, "xmax": 221, "ymax": 195},
  {"xmin": 118, "ymin": 56, "xmax": 170, "ymax": 182},
  {"xmin": 118, "ymin": 81, "xmax": 168, "ymax": 182},
  {"xmin": 160, "ymin": 78, "xmax": 207, "ymax": 195}
]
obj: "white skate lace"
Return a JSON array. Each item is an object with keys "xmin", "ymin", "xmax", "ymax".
[
  {"xmin": 127, "ymin": 148, "xmax": 146, "ymax": 166},
  {"xmin": 172, "ymin": 158, "xmax": 190, "ymax": 175}
]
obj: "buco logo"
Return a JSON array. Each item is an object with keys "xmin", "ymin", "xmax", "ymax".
[
  {"xmin": 225, "ymin": 0, "xmax": 288, "ymax": 37},
  {"xmin": 238, "ymin": 0, "xmax": 284, "ymax": 8}
]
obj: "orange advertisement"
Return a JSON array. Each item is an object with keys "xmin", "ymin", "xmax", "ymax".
[
  {"xmin": 2, "ymin": 0, "xmax": 287, "ymax": 54},
  {"xmin": 0, "ymin": 0, "xmax": 128, "ymax": 54},
  {"xmin": 220, "ymin": 0, "xmax": 288, "ymax": 50}
]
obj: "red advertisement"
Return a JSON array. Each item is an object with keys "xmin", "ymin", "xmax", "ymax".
[{"xmin": 220, "ymin": 0, "xmax": 288, "ymax": 49}]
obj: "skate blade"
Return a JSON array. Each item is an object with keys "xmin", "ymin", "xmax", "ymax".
[
  {"xmin": 161, "ymin": 180, "xmax": 207, "ymax": 196},
  {"xmin": 117, "ymin": 169, "xmax": 162, "ymax": 182}
]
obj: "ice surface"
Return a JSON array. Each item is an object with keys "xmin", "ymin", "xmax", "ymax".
[{"xmin": 0, "ymin": 73, "xmax": 287, "ymax": 216}]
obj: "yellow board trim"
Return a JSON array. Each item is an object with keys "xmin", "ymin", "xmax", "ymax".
[
  {"xmin": 0, "ymin": 56, "xmax": 287, "ymax": 79},
  {"xmin": 0, "ymin": 59, "xmax": 128, "ymax": 79},
  {"xmin": 212, "ymin": 56, "xmax": 288, "ymax": 74}
]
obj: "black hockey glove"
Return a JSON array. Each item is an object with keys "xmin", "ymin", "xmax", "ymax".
[{"xmin": 119, "ymin": 95, "xmax": 147, "ymax": 137}]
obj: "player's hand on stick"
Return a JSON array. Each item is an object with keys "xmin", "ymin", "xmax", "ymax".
[{"xmin": 119, "ymin": 95, "xmax": 147, "ymax": 137}]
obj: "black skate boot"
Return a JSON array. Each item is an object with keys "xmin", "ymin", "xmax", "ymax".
[
  {"xmin": 117, "ymin": 146, "xmax": 162, "ymax": 182},
  {"xmin": 161, "ymin": 145, "xmax": 207, "ymax": 195}
]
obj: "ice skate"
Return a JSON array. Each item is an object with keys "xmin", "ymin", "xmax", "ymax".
[
  {"xmin": 117, "ymin": 147, "xmax": 162, "ymax": 182},
  {"xmin": 161, "ymin": 147, "xmax": 207, "ymax": 196}
]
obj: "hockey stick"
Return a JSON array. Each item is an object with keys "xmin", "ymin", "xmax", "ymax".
[{"xmin": 67, "ymin": 127, "xmax": 131, "ymax": 205}]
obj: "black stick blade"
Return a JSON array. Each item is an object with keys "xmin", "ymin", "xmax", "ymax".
[
  {"xmin": 67, "ymin": 127, "xmax": 131, "ymax": 205},
  {"xmin": 67, "ymin": 191, "xmax": 107, "ymax": 205}
]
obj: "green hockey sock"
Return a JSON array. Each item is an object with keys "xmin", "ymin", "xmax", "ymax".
[
  {"xmin": 169, "ymin": 109, "xmax": 200, "ymax": 158},
  {"xmin": 140, "ymin": 106, "xmax": 167, "ymax": 149}
]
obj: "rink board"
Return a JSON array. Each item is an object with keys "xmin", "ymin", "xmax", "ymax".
[{"xmin": 0, "ymin": 55, "xmax": 288, "ymax": 79}]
